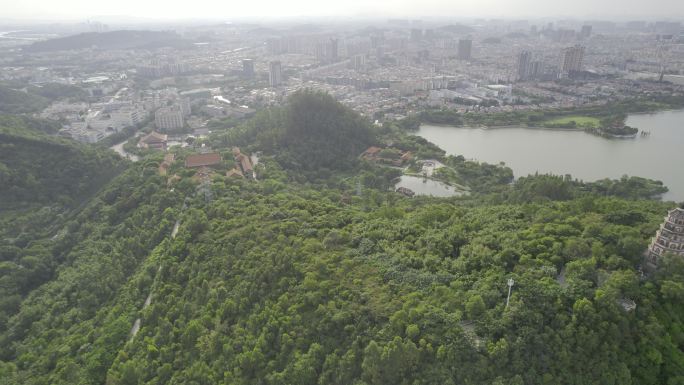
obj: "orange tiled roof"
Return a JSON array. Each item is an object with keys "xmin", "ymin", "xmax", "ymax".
[{"xmin": 185, "ymin": 153, "xmax": 222, "ymax": 168}]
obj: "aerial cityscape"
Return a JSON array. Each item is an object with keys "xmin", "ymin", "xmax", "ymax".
[
  {"xmin": 2, "ymin": 18, "xmax": 683, "ymax": 143},
  {"xmin": 2, "ymin": 1, "xmax": 684, "ymax": 384}
]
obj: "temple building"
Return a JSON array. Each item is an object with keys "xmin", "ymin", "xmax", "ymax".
[
  {"xmin": 232, "ymin": 147, "xmax": 254, "ymax": 177},
  {"xmin": 185, "ymin": 153, "xmax": 222, "ymax": 168},
  {"xmin": 645, "ymin": 207, "xmax": 684, "ymax": 270},
  {"xmin": 138, "ymin": 131, "xmax": 167, "ymax": 150}
]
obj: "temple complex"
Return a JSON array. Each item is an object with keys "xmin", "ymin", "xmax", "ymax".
[{"xmin": 645, "ymin": 207, "xmax": 684, "ymax": 270}]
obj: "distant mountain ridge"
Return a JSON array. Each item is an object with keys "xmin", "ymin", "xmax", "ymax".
[{"xmin": 24, "ymin": 30, "xmax": 191, "ymax": 52}]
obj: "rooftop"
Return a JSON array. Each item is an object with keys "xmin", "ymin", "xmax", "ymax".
[
  {"xmin": 185, "ymin": 152, "xmax": 222, "ymax": 168},
  {"xmin": 139, "ymin": 131, "xmax": 167, "ymax": 144}
]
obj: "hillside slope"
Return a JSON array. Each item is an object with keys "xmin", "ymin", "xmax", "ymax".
[
  {"xmin": 0, "ymin": 115, "xmax": 125, "ymax": 209},
  {"xmin": 0, "ymin": 86, "xmax": 50, "ymax": 114},
  {"xmin": 2, "ymin": 163, "xmax": 682, "ymax": 384}
]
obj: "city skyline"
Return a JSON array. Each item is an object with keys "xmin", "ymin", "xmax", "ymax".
[{"xmin": 1, "ymin": 0, "xmax": 684, "ymax": 22}]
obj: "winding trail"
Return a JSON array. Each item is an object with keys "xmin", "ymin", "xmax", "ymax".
[
  {"xmin": 171, "ymin": 220, "xmax": 180, "ymax": 238},
  {"xmin": 110, "ymin": 140, "xmax": 140, "ymax": 162},
  {"xmin": 251, "ymin": 153, "xmax": 259, "ymax": 181},
  {"xmin": 128, "ymin": 219, "xmax": 180, "ymax": 341}
]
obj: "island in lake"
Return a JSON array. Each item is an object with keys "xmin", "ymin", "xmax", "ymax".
[{"xmin": 542, "ymin": 113, "xmax": 639, "ymax": 138}]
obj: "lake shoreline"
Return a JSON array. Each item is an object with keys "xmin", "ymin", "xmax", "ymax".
[
  {"xmin": 421, "ymin": 123, "xmax": 585, "ymax": 131},
  {"xmin": 417, "ymin": 97, "xmax": 684, "ymax": 131},
  {"xmin": 420, "ymin": 123, "xmax": 643, "ymax": 139},
  {"xmin": 416, "ymin": 109, "xmax": 684, "ymax": 202}
]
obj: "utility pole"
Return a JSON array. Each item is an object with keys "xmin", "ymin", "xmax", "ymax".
[{"xmin": 505, "ymin": 278, "xmax": 515, "ymax": 309}]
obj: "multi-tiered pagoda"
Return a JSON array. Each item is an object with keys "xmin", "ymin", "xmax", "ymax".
[{"xmin": 645, "ymin": 207, "xmax": 684, "ymax": 270}]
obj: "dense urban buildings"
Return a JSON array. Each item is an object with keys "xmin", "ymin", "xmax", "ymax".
[{"xmin": 2, "ymin": 18, "xmax": 683, "ymax": 143}]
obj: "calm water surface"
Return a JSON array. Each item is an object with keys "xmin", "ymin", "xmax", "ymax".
[{"xmin": 416, "ymin": 109, "xmax": 684, "ymax": 201}]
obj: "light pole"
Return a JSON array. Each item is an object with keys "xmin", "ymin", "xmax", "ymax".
[{"xmin": 506, "ymin": 278, "xmax": 515, "ymax": 309}]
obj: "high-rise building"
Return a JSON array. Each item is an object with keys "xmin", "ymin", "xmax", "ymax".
[
  {"xmin": 375, "ymin": 45, "xmax": 385, "ymax": 60},
  {"xmin": 458, "ymin": 39, "xmax": 472, "ymax": 60},
  {"xmin": 646, "ymin": 207, "xmax": 684, "ymax": 270},
  {"xmin": 530, "ymin": 60, "xmax": 543, "ymax": 79},
  {"xmin": 266, "ymin": 38, "xmax": 283, "ymax": 55},
  {"xmin": 370, "ymin": 35, "xmax": 382, "ymax": 49},
  {"xmin": 155, "ymin": 106, "xmax": 184, "ymax": 131},
  {"xmin": 315, "ymin": 39, "xmax": 340, "ymax": 64},
  {"xmin": 328, "ymin": 38, "xmax": 339, "ymax": 62},
  {"xmin": 285, "ymin": 36, "xmax": 302, "ymax": 54},
  {"xmin": 180, "ymin": 98, "xmax": 191, "ymax": 117},
  {"xmin": 580, "ymin": 25, "xmax": 593, "ymax": 39},
  {"xmin": 242, "ymin": 59, "xmax": 255, "ymax": 78},
  {"xmin": 410, "ymin": 28, "xmax": 423, "ymax": 41},
  {"xmin": 314, "ymin": 42, "xmax": 325, "ymax": 63},
  {"xmin": 352, "ymin": 54, "xmax": 366, "ymax": 70},
  {"xmin": 517, "ymin": 50, "xmax": 533, "ymax": 81},
  {"xmin": 268, "ymin": 61, "xmax": 282, "ymax": 87},
  {"xmin": 560, "ymin": 45, "xmax": 585, "ymax": 77},
  {"xmin": 555, "ymin": 29, "xmax": 576, "ymax": 42}
]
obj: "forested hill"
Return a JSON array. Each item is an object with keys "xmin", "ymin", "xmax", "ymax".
[
  {"xmin": 1, "ymin": 93, "xmax": 684, "ymax": 384},
  {"xmin": 0, "ymin": 83, "xmax": 87, "ymax": 114},
  {"xmin": 0, "ymin": 85, "xmax": 50, "ymax": 114},
  {"xmin": 2, "ymin": 159, "xmax": 683, "ymax": 384},
  {"xmin": 0, "ymin": 115, "xmax": 125, "ymax": 209},
  {"xmin": 212, "ymin": 89, "xmax": 377, "ymax": 172}
]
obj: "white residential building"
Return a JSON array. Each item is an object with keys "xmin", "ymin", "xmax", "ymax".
[{"xmin": 155, "ymin": 106, "xmax": 185, "ymax": 131}]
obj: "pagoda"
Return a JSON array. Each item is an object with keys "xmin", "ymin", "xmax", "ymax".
[{"xmin": 645, "ymin": 207, "xmax": 684, "ymax": 270}]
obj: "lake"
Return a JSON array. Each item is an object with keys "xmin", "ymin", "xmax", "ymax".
[{"xmin": 416, "ymin": 109, "xmax": 684, "ymax": 201}]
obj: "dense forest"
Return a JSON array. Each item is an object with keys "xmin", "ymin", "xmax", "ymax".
[
  {"xmin": 209, "ymin": 90, "xmax": 376, "ymax": 173},
  {"xmin": 0, "ymin": 83, "xmax": 88, "ymax": 114},
  {"xmin": 0, "ymin": 114, "xmax": 125, "ymax": 209},
  {"xmin": 1, "ymin": 93, "xmax": 683, "ymax": 384},
  {"xmin": 0, "ymin": 86, "xmax": 51, "ymax": 114}
]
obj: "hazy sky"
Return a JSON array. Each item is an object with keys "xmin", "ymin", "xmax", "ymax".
[{"xmin": 1, "ymin": 0, "xmax": 683, "ymax": 21}]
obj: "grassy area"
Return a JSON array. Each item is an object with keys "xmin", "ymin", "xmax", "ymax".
[
  {"xmin": 541, "ymin": 115, "xmax": 601, "ymax": 128},
  {"xmin": 415, "ymin": 96, "xmax": 684, "ymax": 130}
]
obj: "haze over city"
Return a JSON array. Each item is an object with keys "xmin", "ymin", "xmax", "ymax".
[{"xmin": 1, "ymin": 0, "xmax": 684, "ymax": 21}]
